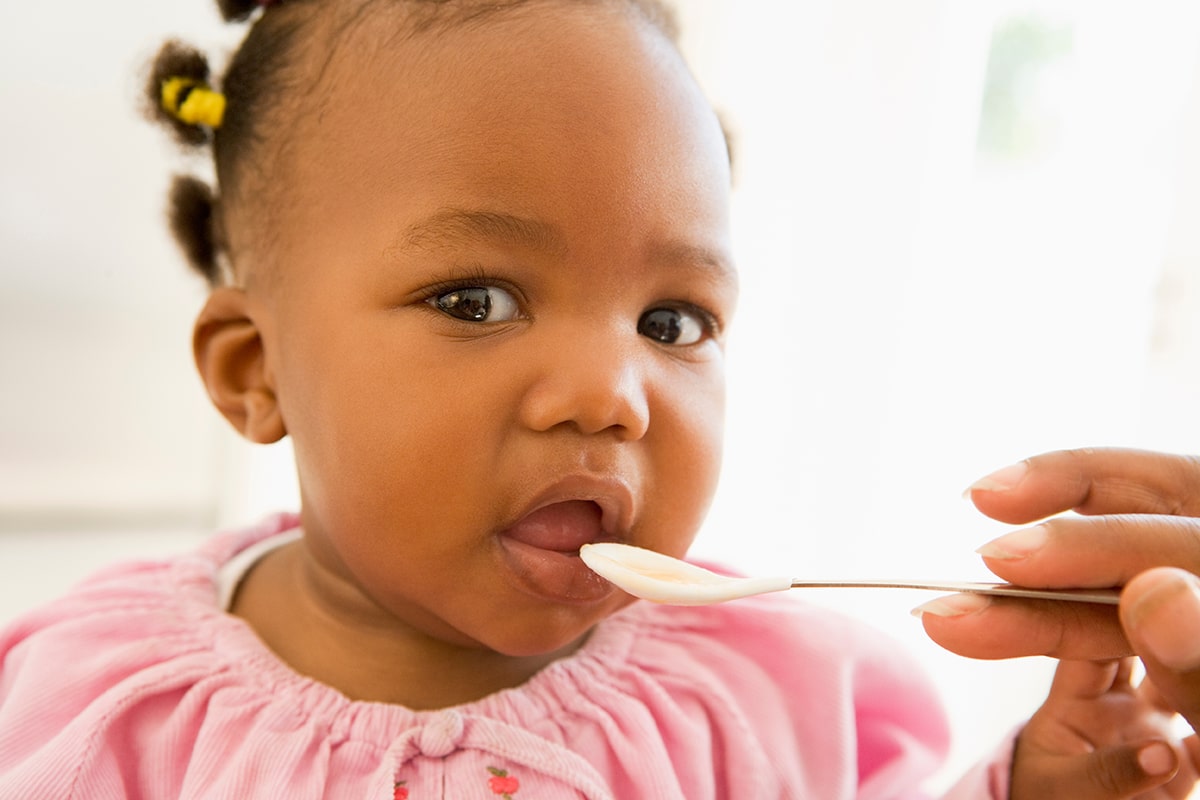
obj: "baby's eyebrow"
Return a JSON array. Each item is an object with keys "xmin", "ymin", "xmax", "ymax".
[
  {"xmin": 387, "ymin": 207, "xmax": 737, "ymax": 285},
  {"xmin": 390, "ymin": 208, "xmax": 568, "ymax": 257},
  {"xmin": 646, "ymin": 240, "xmax": 737, "ymax": 284}
]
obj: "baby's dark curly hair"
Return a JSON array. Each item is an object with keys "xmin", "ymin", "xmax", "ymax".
[{"xmin": 145, "ymin": 0, "xmax": 704, "ymax": 287}]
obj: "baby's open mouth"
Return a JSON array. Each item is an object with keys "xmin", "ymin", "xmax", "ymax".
[{"xmin": 501, "ymin": 500, "xmax": 604, "ymax": 553}]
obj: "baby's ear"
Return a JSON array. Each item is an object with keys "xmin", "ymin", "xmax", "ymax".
[{"xmin": 193, "ymin": 287, "xmax": 286, "ymax": 444}]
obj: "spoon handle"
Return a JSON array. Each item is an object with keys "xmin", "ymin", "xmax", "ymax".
[{"xmin": 788, "ymin": 579, "xmax": 1120, "ymax": 605}]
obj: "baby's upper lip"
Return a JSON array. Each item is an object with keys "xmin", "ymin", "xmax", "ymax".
[{"xmin": 505, "ymin": 474, "xmax": 635, "ymax": 543}]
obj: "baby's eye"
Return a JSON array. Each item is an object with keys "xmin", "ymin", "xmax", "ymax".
[
  {"xmin": 430, "ymin": 286, "xmax": 520, "ymax": 323},
  {"xmin": 637, "ymin": 307, "xmax": 709, "ymax": 346}
]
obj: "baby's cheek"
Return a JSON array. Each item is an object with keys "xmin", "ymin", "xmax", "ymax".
[{"xmin": 658, "ymin": 403, "xmax": 724, "ymax": 528}]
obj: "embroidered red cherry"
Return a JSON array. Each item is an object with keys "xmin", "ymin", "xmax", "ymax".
[
  {"xmin": 393, "ymin": 781, "xmax": 409, "ymax": 799},
  {"xmin": 487, "ymin": 766, "xmax": 520, "ymax": 796},
  {"xmin": 489, "ymin": 776, "xmax": 519, "ymax": 794}
]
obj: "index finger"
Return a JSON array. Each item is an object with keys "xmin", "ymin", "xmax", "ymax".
[
  {"xmin": 965, "ymin": 448, "xmax": 1200, "ymax": 524},
  {"xmin": 918, "ymin": 593, "xmax": 1131, "ymax": 660}
]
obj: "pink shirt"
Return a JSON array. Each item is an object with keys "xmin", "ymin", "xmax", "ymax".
[{"xmin": 0, "ymin": 514, "xmax": 1010, "ymax": 798}]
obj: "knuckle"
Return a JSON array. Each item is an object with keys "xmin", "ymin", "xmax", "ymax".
[
  {"xmin": 1093, "ymin": 514, "xmax": 1137, "ymax": 540},
  {"xmin": 1043, "ymin": 603, "xmax": 1131, "ymax": 660},
  {"xmin": 1178, "ymin": 454, "xmax": 1200, "ymax": 478},
  {"xmin": 1171, "ymin": 455, "xmax": 1200, "ymax": 513}
]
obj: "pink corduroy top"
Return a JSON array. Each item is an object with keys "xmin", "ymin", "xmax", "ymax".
[{"xmin": 0, "ymin": 514, "xmax": 1011, "ymax": 799}]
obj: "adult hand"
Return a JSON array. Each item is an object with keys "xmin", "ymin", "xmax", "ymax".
[{"xmin": 918, "ymin": 448, "xmax": 1200, "ymax": 733}]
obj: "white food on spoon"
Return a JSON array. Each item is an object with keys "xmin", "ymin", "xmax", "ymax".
[{"xmin": 579, "ymin": 542, "xmax": 792, "ymax": 605}]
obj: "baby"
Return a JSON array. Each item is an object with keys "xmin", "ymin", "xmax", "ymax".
[{"xmin": 0, "ymin": 0, "xmax": 1194, "ymax": 797}]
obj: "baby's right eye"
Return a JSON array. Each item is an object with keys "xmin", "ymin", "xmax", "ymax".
[{"xmin": 429, "ymin": 286, "xmax": 520, "ymax": 323}]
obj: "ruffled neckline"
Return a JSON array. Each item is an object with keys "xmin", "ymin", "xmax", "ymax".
[{"xmin": 170, "ymin": 513, "xmax": 651, "ymax": 744}]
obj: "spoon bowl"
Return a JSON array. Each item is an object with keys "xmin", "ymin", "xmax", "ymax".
[{"xmin": 580, "ymin": 542, "xmax": 792, "ymax": 605}]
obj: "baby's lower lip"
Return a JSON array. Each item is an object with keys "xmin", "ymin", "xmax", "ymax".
[
  {"xmin": 497, "ymin": 537, "xmax": 615, "ymax": 603},
  {"xmin": 497, "ymin": 501, "xmax": 615, "ymax": 603}
]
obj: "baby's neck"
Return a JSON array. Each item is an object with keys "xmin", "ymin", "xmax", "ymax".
[{"xmin": 229, "ymin": 541, "xmax": 585, "ymax": 709}]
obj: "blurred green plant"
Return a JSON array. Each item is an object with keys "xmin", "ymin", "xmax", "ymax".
[{"xmin": 977, "ymin": 15, "xmax": 1074, "ymax": 160}]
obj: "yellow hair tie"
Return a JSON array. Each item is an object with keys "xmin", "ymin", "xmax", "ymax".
[{"xmin": 161, "ymin": 77, "xmax": 226, "ymax": 129}]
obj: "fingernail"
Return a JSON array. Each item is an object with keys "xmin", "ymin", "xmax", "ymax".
[
  {"xmin": 976, "ymin": 525, "xmax": 1047, "ymax": 560},
  {"xmin": 911, "ymin": 593, "xmax": 992, "ymax": 618},
  {"xmin": 963, "ymin": 461, "xmax": 1028, "ymax": 498},
  {"xmin": 1137, "ymin": 742, "xmax": 1175, "ymax": 776},
  {"xmin": 1129, "ymin": 573, "xmax": 1200, "ymax": 670}
]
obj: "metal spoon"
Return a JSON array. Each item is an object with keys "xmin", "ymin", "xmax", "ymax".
[{"xmin": 579, "ymin": 542, "xmax": 1120, "ymax": 606}]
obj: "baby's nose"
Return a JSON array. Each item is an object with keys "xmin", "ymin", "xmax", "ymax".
[{"xmin": 517, "ymin": 332, "xmax": 650, "ymax": 439}]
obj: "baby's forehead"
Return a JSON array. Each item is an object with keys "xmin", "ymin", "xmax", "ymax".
[
  {"xmin": 273, "ymin": 0, "xmax": 680, "ymax": 148},
  {"xmin": 219, "ymin": 0, "xmax": 715, "ymax": 287},
  {"xmin": 278, "ymin": 0, "xmax": 706, "ymax": 169},
  {"xmin": 299, "ymin": 0, "xmax": 678, "ymax": 56}
]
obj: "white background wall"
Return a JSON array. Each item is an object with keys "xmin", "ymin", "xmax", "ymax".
[{"xmin": 4, "ymin": 0, "xmax": 1200, "ymax": 792}]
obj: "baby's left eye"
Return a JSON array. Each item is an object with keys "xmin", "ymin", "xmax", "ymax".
[
  {"xmin": 637, "ymin": 307, "xmax": 708, "ymax": 345},
  {"xmin": 430, "ymin": 286, "xmax": 520, "ymax": 323}
]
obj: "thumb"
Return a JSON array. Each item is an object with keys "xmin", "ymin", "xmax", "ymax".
[
  {"xmin": 1121, "ymin": 568, "xmax": 1200, "ymax": 732},
  {"xmin": 1014, "ymin": 741, "xmax": 1178, "ymax": 799}
]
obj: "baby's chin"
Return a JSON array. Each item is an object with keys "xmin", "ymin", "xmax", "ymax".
[{"xmin": 460, "ymin": 602, "xmax": 625, "ymax": 662}]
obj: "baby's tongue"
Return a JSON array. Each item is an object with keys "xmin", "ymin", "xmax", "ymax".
[{"xmin": 504, "ymin": 501, "xmax": 602, "ymax": 552}]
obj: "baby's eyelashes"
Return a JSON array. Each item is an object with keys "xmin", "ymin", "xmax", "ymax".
[{"xmin": 421, "ymin": 279, "xmax": 721, "ymax": 348}]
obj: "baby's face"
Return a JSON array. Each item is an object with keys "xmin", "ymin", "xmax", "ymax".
[{"xmin": 254, "ymin": 3, "xmax": 735, "ymax": 656}]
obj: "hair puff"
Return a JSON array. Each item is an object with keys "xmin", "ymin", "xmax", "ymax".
[
  {"xmin": 168, "ymin": 174, "xmax": 222, "ymax": 286},
  {"xmin": 215, "ymin": 0, "xmax": 265, "ymax": 23},
  {"xmin": 145, "ymin": 40, "xmax": 215, "ymax": 147}
]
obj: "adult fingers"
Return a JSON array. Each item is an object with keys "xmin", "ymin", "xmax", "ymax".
[
  {"xmin": 917, "ymin": 593, "xmax": 1131, "ymax": 661},
  {"xmin": 1122, "ymin": 567, "xmax": 1200, "ymax": 734},
  {"xmin": 976, "ymin": 514, "xmax": 1200, "ymax": 590},
  {"xmin": 965, "ymin": 448, "xmax": 1200, "ymax": 525}
]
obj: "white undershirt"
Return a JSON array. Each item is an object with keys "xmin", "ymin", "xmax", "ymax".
[{"xmin": 214, "ymin": 529, "xmax": 303, "ymax": 611}]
